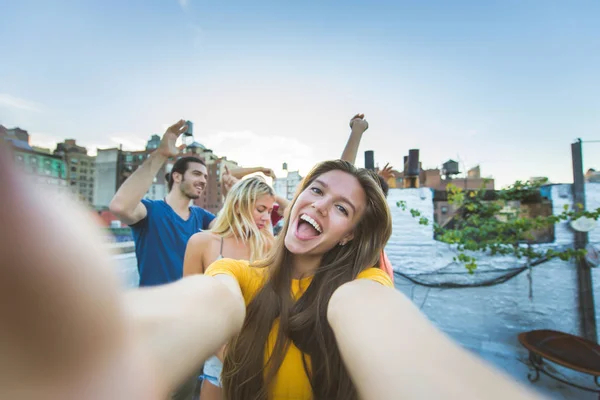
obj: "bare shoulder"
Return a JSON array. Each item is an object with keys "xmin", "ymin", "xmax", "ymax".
[{"xmin": 188, "ymin": 231, "xmax": 219, "ymax": 247}]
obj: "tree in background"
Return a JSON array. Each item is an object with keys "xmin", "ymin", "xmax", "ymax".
[{"xmin": 398, "ymin": 178, "xmax": 600, "ymax": 273}]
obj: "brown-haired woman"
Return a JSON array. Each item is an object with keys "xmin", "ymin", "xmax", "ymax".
[{"xmin": 205, "ymin": 159, "xmax": 393, "ymax": 399}]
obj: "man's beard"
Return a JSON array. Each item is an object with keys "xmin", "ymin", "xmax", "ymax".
[{"xmin": 180, "ymin": 179, "xmax": 202, "ymax": 200}]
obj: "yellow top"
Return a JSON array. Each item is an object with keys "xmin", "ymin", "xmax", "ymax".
[{"xmin": 205, "ymin": 258, "xmax": 393, "ymax": 399}]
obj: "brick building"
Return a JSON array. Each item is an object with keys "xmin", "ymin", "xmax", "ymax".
[
  {"xmin": 93, "ymin": 136, "xmax": 239, "ymax": 215},
  {"xmin": 273, "ymin": 169, "xmax": 303, "ymax": 200},
  {"xmin": 54, "ymin": 139, "xmax": 95, "ymax": 205},
  {"xmin": 1, "ymin": 126, "xmax": 69, "ymax": 194}
]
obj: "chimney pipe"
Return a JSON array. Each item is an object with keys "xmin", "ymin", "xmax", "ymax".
[
  {"xmin": 365, "ymin": 150, "xmax": 375, "ymax": 170},
  {"xmin": 404, "ymin": 149, "xmax": 420, "ymax": 188}
]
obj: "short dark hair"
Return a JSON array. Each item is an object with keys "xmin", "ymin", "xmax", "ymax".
[
  {"xmin": 166, "ymin": 156, "xmax": 206, "ymax": 191},
  {"xmin": 376, "ymin": 174, "xmax": 389, "ymax": 198}
]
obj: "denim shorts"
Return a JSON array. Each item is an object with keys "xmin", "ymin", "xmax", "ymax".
[{"xmin": 201, "ymin": 355, "xmax": 223, "ymax": 387}]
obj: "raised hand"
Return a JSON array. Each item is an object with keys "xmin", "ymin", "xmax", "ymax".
[
  {"xmin": 349, "ymin": 113, "xmax": 369, "ymax": 133},
  {"xmin": 0, "ymin": 145, "xmax": 157, "ymax": 399},
  {"xmin": 222, "ymin": 165, "xmax": 240, "ymax": 196},
  {"xmin": 378, "ymin": 163, "xmax": 394, "ymax": 181},
  {"xmin": 157, "ymin": 119, "xmax": 188, "ymax": 158},
  {"xmin": 261, "ymin": 168, "xmax": 276, "ymax": 179}
]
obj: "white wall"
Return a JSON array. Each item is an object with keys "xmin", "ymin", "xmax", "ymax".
[{"xmin": 386, "ymin": 184, "xmax": 600, "ymax": 398}]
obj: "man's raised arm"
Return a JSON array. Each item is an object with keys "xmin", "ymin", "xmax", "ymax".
[{"xmin": 109, "ymin": 120, "xmax": 187, "ymax": 225}]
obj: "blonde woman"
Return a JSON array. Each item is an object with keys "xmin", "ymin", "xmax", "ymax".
[{"xmin": 183, "ymin": 175, "xmax": 276, "ymax": 400}]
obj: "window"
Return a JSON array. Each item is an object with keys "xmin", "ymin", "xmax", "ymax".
[
  {"xmin": 71, "ymin": 166, "xmax": 77, "ymax": 172},
  {"xmin": 441, "ymin": 206, "xmax": 448, "ymax": 215},
  {"xmin": 71, "ymin": 158, "xmax": 79, "ymax": 164}
]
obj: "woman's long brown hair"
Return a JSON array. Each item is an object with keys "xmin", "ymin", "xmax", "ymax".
[{"xmin": 221, "ymin": 160, "xmax": 392, "ymax": 400}]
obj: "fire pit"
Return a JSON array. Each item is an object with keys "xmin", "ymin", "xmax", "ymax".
[{"xmin": 518, "ymin": 329, "xmax": 600, "ymax": 398}]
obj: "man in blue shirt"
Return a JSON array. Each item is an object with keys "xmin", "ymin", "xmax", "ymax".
[{"xmin": 110, "ymin": 119, "xmax": 215, "ymax": 287}]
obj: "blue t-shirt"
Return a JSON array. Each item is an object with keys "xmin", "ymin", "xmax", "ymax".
[{"xmin": 130, "ymin": 199, "xmax": 215, "ymax": 287}]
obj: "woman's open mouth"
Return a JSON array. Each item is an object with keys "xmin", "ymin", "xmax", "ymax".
[{"xmin": 295, "ymin": 214, "xmax": 323, "ymax": 240}]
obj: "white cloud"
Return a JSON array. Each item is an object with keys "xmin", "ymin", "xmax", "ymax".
[
  {"xmin": 28, "ymin": 132, "xmax": 61, "ymax": 151},
  {"xmin": 202, "ymin": 130, "xmax": 317, "ymax": 178},
  {"xmin": 0, "ymin": 93, "xmax": 45, "ymax": 112},
  {"xmin": 109, "ymin": 135, "xmax": 147, "ymax": 151},
  {"xmin": 178, "ymin": 0, "xmax": 189, "ymax": 9}
]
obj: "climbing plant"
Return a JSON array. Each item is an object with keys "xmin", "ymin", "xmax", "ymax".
[{"xmin": 397, "ymin": 178, "xmax": 600, "ymax": 273}]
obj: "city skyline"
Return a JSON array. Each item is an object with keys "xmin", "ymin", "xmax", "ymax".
[{"xmin": 2, "ymin": 0, "xmax": 599, "ymax": 187}]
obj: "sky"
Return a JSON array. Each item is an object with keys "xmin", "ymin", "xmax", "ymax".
[{"xmin": 1, "ymin": 0, "xmax": 599, "ymax": 188}]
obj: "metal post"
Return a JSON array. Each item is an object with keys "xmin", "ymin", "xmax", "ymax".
[{"xmin": 572, "ymin": 139, "xmax": 597, "ymax": 342}]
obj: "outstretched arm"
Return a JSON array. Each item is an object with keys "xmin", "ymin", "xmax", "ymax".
[
  {"xmin": 125, "ymin": 275, "xmax": 244, "ymax": 394},
  {"xmin": 0, "ymin": 147, "xmax": 244, "ymax": 400},
  {"xmin": 109, "ymin": 120, "xmax": 188, "ymax": 225},
  {"xmin": 230, "ymin": 166, "xmax": 276, "ymax": 180},
  {"xmin": 341, "ymin": 113, "xmax": 369, "ymax": 164},
  {"xmin": 328, "ymin": 280, "xmax": 542, "ymax": 400}
]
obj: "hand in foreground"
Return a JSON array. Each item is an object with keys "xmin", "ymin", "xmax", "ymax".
[
  {"xmin": 0, "ymin": 145, "xmax": 240, "ymax": 399},
  {"xmin": 0, "ymin": 145, "xmax": 157, "ymax": 399}
]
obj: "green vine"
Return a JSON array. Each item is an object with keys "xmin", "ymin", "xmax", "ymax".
[{"xmin": 397, "ymin": 179, "xmax": 600, "ymax": 273}]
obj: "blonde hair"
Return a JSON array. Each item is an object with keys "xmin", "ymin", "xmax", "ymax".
[{"xmin": 210, "ymin": 176, "xmax": 276, "ymax": 262}]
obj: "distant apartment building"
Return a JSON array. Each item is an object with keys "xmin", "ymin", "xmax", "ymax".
[
  {"xmin": 94, "ymin": 135, "xmax": 173, "ymax": 208},
  {"xmin": 273, "ymin": 165, "xmax": 303, "ymax": 200},
  {"xmin": 420, "ymin": 163, "xmax": 495, "ymax": 192},
  {"xmin": 1, "ymin": 125, "xmax": 69, "ymax": 193},
  {"xmin": 0, "ymin": 125, "xmax": 29, "ymax": 143},
  {"xmin": 54, "ymin": 139, "xmax": 95, "ymax": 205},
  {"xmin": 93, "ymin": 148, "xmax": 121, "ymax": 208},
  {"xmin": 93, "ymin": 146, "xmax": 166, "ymax": 209},
  {"xmin": 92, "ymin": 135, "xmax": 239, "ymax": 214},
  {"xmin": 32, "ymin": 146, "xmax": 52, "ymax": 154}
]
